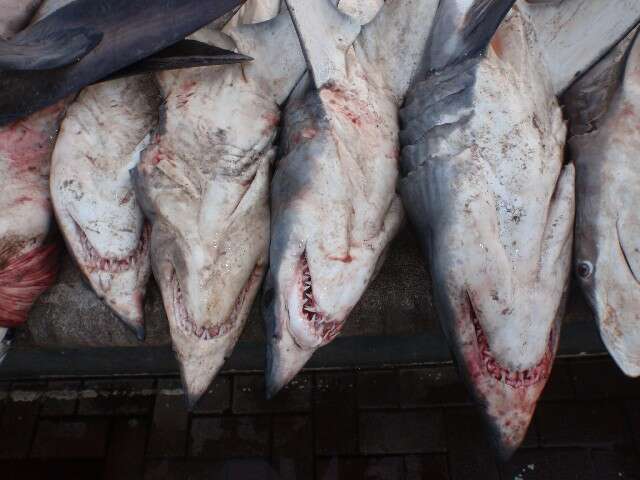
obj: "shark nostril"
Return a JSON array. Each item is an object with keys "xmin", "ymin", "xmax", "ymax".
[{"xmin": 576, "ymin": 260, "xmax": 594, "ymax": 279}]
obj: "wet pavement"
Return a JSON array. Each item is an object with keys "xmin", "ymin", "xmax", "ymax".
[{"xmin": 0, "ymin": 355, "xmax": 638, "ymax": 479}]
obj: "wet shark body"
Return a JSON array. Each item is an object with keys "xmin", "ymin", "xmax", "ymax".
[
  {"xmin": 50, "ymin": 76, "xmax": 159, "ymax": 339},
  {"xmin": 564, "ymin": 29, "xmax": 640, "ymax": 377},
  {"xmin": 399, "ymin": 1, "xmax": 573, "ymax": 456},
  {"xmin": 133, "ymin": 4, "xmax": 304, "ymax": 406},
  {"xmin": 0, "ymin": 0, "xmax": 246, "ymax": 125},
  {"xmin": 264, "ymin": 0, "xmax": 438, "ymax": 396}
]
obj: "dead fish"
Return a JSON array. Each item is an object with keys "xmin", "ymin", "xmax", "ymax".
[
  {"xmin": 50, "ymin": 76, "xmax": 159, "ymax": 340},
  {"xmin": 399, "ymin": 0, "xmax": 574, "ymax": 457},
  {"xmin": 564, "ymin": 28, "xmax": 640, "ymax": 377},
  {"xmin": 0, "ymin": 0, "xmax": 246, "ymax": 126},
  {"xmin": 0, "ymin": 0, "xmax": 74, "ymax": 341},
  {"xmin": 264, "ymin": 0, "xmax": 438, "ymax": 397},
  {"xmin": 397, "ymin": 0, "xmax": 640, "ymax": 457},
  {"xmin": 133, "ymin": 4, "xmax": 303, "ymax": 407}
]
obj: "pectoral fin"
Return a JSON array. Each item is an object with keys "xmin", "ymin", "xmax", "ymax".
[
  {"xmin": 103, "ymin": 40, "xmax": 251, "ymax": 82},
  {"xmin": 0, "ymin": 26, "xmax": 101, "ymax": 71},
  {"xmin": 522, "ymin": 0, "xmax": 640, "ymax": 94}
]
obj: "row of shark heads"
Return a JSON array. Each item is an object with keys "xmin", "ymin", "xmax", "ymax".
[{"xmin": 4, "ymin": 0, "xmax": 640, "ymax": 460}]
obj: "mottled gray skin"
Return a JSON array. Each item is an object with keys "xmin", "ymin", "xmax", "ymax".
[
  {"xmin": 566, "ymin": 29, "xmax": 640, "ymax": 377},
  {"xmin": 399, "ymin": 6, "xmax": 574, "ymax": 457}
]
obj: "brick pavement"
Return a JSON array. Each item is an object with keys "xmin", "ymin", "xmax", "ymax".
[{"xmin": 0, "ymin": 356, "xmax": 638, "ymax": 479}]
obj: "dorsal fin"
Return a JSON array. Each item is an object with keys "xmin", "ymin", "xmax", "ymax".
[
  {"xmin": 226, "ymin": 11, "xmax": 306, "ymax": 104},
  {"xmin": 358, "ymin": 0, "xmax": 439, "ymax": 99},
  {"xmin": 426, "ymin": 0, "xmax": 516, "ymax": 72},
  {"xmin": 520, "ymin": 0, "xmax": 640, "ymax": 94},
  {"xmin": 284, "ymin": 0, "xmax": 361, "ymax": 88}
]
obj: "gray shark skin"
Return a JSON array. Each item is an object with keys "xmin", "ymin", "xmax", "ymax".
[
  {"xmin": 264, "ymin": 0, "xmax": 437, "ymax": 397},
  {"xmin": 565, "ymin": 29, "xmax": 640, "ymax": 377},
  {"xmin": 399, "ymin": 3, "xmax": 574, "ymax": 457},
  {"xmin": 50, "ymin": 76, "xmax": 159, "ymax": 339},
  {"xmin": 133, "ymin": 4, "xmax": 302, "ymax": 407}
]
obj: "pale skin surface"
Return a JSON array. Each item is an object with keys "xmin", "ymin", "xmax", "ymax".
[
  {"xmin": 399, "ymin": 8, "xmax": 574, "ymax": 456},
  {"xmin": 134, "ymin": 6, "xmax": 304, "ymax": 405},
  {"xmin": 50, "ymin": 75, "xmax": 158, "ymax": 338},
  {"xmin": 569, "ymin": 31, "xmax": 640, "ymax": 377},
  {"xmin": 264, "ymin": 0, "xmax": 438, "ymax": 395}
]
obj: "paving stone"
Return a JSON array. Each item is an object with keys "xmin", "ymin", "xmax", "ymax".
[
  {"xmin": 445, "ymin": 408, "xmax": 500, "ymax": 480},
  {"xmin": 499, "ymin": 448, "xmax": 596, "ymax": 480},
  {"xmin": 539, "ymin": 362, "xmax": 575, "ymax": 401},
  {"xmin": 0, "ymin": 460, "xmax": 105, "ymax": 479},
  {"xmin": 224, "ymin": 458, "xmax": 275, "ymax": 480},
  {"xmin": 359, "ymin": 410, "xmax": 446, "ymax": 454},
  {"xmin": 399, "ymin": 366, "xmax": 470, "ymax": 407},
  {"xmin": 144, "ymin": 460, "xmax": 225, "ymax": 480},
  {"xmin": 272, "ymin": 415, "xmax": 313, "ymax": 480},
  {"xmin": 0, "ymin": 392, "xmax": 42, "ymax": 459},
  {"xmin": 316, "ymin": 456, "xmax": 405, "ymax": 480},
  {"xmin": 404, "ymin": 454, "xmax": 450, "ymax": 480},
  {"xmin": 146, "ymin": 379, "xmax": 188, "ymax": 458},
  {"xmin": 189, "ymin": 416, "xmax": 270, "ymax": 459},
  {"xmin": 591, "ymin": 448, "xmax": 640, "ymax": 480},
  {"xmin": 191, "ymin": 376, "xmax": 231, "ymax": 415},
  {"xmin": 357, "ymin": 370, "xmax": 402, "ymax": 409},
  {"xmin": 626, "ymin": 399, "xmax": 640, "ymax": 453},
  {"xmin": 315, "ymin": 372, "xmax": 359, "ymax": 456},
  {"xmin": 40, "ymin": 380, "xmax": 80, "ymax": 416},
  {"xmin": 30, "ymin": 419, "xmax": 109, "ymax": 458},
  {"xmin": 104, "ymin": 418, "xmax": 148, "ymax": 479},
  {"xmin": 537, "ymin": 402, "xmax": 631, "ymax": 448},
  {"xmin": 232, "ymin": 374, "xmax": 312, "ymax": 414},
  {"xmin": 571, "ymin": 359, "xmax": 640, "ymax": 400},
  {"xmin": 78, "ymin": 378, "xmax": 155, "ymax": 416}
]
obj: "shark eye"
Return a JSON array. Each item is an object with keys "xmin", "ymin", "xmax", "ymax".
[{"xmin": 576, "ymin": 261, "xmax": 594, "ymax": 279}]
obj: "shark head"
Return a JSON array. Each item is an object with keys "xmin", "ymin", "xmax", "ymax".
[
  {"xmin": 399, "ymin": 6, "xmax": 574, "ymax": 457},
  {"xmin": 568, "ymin": 29, "xmax": 640, "ymax": 378},
  {"xmin": 50, "ymin": 78, "xmax": 158, "ymax": 339},
  {"xmin": 134, "ymin": 140, "xmax": 270, "ymax": 406},
  {"xmin": 264, "ymin": 74, "xmax": 403, "ymax": 397},
  {"xmin": 50, "ymin": 166, "xmax": 151, "ymax": 339}
]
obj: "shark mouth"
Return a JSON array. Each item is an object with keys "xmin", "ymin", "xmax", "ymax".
[
  {"xmin": 299, "ymin": 252, "xmax": 343, "ymax": 342},
  {"xmin": 75, "ymin": 221, "xmax": 150, "ymax": 273},
  {"xmin": 171, "ymin": 263, "xmax": 262, "ymax": 341},
  {"xmin": 468, "ymin": 299, "xmax": 553, "ymax": 388}
]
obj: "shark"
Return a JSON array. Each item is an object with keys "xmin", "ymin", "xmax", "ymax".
[
  {"xmin": 398, "ymin": 0, "xmax": 640, "ymax": 458},
  {"xmin": 263, "ymin": 0, "xmax": 439, "ymax": 396},
  {"xmin": 564, "ymin": 27, "xmax": 640, "ymax": 377}
]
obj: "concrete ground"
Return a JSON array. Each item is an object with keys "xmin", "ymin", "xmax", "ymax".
[{"xmin": 0, "ymin": 355, "xmax": 638, "ymax": 479}]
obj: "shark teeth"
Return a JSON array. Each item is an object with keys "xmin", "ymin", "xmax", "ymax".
[
  {"xmin": 171, "ymin": 264, "xmax": 261, "ymax": 341},
  {"xmin": 76, "ymin": 222, "xmax": 149, "ymax": 274},
  {"xmin": 299, "ymin": 252, "xmax": 343, "ymax": 342},
  {"xmin": 470, "ymin": 309, "xmax": 552, "ymax": 388}
]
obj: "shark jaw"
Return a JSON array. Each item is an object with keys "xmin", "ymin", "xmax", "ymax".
[
  {"xmin": 451, "ymin": 293, "xmax": 558, "ymax": 459},
  {"xmin": 68, "ymin": 219, "xmax": 150, "ymax": 340},
  {"xmin": 165, "ymin": 261, "xmax": 264, "ymax": 408},
  {"xmin": 265, "ymin": 250, "xmax": 347, "ymax": 398}
]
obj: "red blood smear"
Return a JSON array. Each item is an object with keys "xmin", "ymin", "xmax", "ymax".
[{"xmin": 0, "ymin": 243, "xmax": 60, "ymax": 327}]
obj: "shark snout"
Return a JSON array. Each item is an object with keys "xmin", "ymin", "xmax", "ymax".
[{"xmin": 599, "ymin": 304, "xmax": 640, "ymax": 377}]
